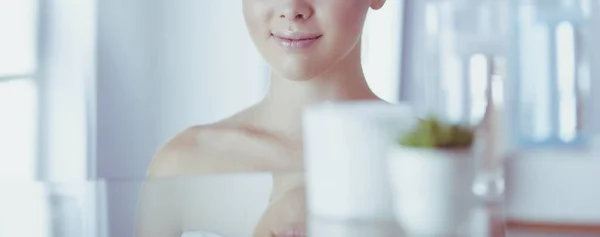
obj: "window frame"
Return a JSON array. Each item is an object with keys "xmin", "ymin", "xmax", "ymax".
[
  {"xmin": 0, "ymin": 74, "xmax": 39, "ymax": 180},
  {"xmin": 0, "ymin": 0, "xmax": 40, "ymax": 181},
  {"xmin": 0, "ymin": 73, "xmax": 35, "ymax": 82}
]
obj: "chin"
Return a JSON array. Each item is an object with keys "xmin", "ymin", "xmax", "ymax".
[
  {"xmin": 273, "ymin": 64, "xmax": 329, "ymax": 81},
  {"xmin": 278, "ymin": 72, "xmax": 318, "ymax": 81}
]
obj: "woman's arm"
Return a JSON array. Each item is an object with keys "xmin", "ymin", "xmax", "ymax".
[
  {"xmin": 134, "ymin": 178, "xmax": 182, "ymax": 237},
  {"xmin": 253, "ymin": 184, "xmax": 307, "ymax": 237},
  {"xmin": 135, "ymin": 141, "xmax": 185, "ymax": 237}
]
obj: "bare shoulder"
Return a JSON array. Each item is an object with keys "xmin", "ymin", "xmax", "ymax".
[
  {"xmin": 147, "ymin": 125, "xmax": 211, "ymax": 178},
  {"xmin": 147, "ymin": 118, "xmax": 302, "ymax": 178}
]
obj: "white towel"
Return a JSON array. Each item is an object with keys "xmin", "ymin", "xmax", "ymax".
[{"xmin": 181, "ymin": 231, "xmax": 225, "ymax": 237}]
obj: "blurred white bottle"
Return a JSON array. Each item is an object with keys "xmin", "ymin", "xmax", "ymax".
[{"xmin": 302, "ymin": 101, "xmax": 414, "ymax": 221}]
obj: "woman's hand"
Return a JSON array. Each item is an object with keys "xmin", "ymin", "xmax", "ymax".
[{"xmin": 253, "ymin": 183, "xmax": 307, "ymax": 237}]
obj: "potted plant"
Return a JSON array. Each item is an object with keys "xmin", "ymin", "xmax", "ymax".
[{"xmin": 387, "ymin": 117, "xmax": 476, "ymax": 236}]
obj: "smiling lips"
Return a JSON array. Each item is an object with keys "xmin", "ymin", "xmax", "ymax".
[{"xmin": 271, "ymin": 31, "xmax": 322, "ymax": 50}]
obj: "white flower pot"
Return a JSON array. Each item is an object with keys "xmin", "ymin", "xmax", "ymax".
[{"xmin": 387, "ymin": 147, "xmax": 476, "ymax": 236}]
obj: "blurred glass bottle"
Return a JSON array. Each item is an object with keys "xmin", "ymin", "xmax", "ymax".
[
  {"xmin": 506, "ymin": 0, "xmax": 597, "ymax": 148},
  {"xmin": 402, "ymin": 0, "xmax": 509, "ymax": 196},
  {"xmin": 401, "ymin": 0, "xmax": 510, "ymax": 211},
  {"xmin": 402, "ymin": 0, "xmax": 508, "ymax": 126}
]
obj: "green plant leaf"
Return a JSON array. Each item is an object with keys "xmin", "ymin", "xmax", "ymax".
[{"xmin": 399, "ymin": 117, "xmax": 474, "ymax": 149}]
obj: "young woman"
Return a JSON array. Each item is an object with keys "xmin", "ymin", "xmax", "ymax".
[{"xmin": 137, "ymin": 0, "xmax": 387, "ymax": 236}]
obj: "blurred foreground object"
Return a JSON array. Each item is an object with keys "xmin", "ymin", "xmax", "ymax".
[{"xmin": 302, "ymin": 101, "xmax": 415, "ymax": 221}]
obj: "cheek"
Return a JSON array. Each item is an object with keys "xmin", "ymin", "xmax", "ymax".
[
  {"xmin": 242, "ymin": 0, "xmax": 270, "ymax": 40},
  {"xmin": 324, "ymin": 0, "xmax": 369, "ymax": 38}
]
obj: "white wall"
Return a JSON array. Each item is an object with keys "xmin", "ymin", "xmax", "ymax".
[
  {"xmin": 96, "ymin": 1, "xmax": 266, "ymax": 236},
  {"xmin": 97, "ymin": 0, "xmax": 156, "ymax": 180},
  {"xmin": 96, "ymin": 2, "xmax": 154, "ymax": 236},
  {"xmin": 150, "ymin": 0, "xmax": 267, "ymax": 147},
  {"xmin": 362, "ymin": 0, "xmax": 403, "ymax": 103},
  {"xmin": 97, "ymin": 0, "xmax": 266, "ymax": 181}
]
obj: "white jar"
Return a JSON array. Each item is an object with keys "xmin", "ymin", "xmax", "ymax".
[{"xmin": 303, "ymin": 101, "xmax": 415, "ymax": 221}]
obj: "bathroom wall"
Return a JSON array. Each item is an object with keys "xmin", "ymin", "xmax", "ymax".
[{"xmin": 96, "ymin": 1, "xmax": 266, "ymax": 236}]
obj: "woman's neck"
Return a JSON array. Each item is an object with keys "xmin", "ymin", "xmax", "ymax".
[{"xmin": 254, "ymin": 45, "xmax": 381, "ymax": 138}]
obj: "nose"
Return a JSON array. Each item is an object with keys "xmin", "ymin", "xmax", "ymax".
[{"xmin": 277, "ymin": 0, "xmax": 313, "ymax": 21}]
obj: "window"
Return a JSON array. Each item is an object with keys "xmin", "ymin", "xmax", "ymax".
[{"xmin": 0, "ymin": 0, "xmax": 38, "ymax": 180}]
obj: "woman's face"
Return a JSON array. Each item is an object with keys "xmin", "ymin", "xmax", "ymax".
[{"xmin": 243, "ymin": 0, "xmax": 385, "ymax": 81}]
